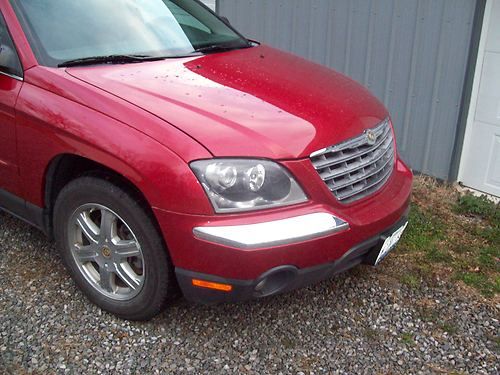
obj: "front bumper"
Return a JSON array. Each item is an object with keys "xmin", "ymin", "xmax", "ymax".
[
  {"xmin": 153, "ymin": 157, "xmax": 412, "ymax": 302},
  {"xmin": 176, "ymin": 212, "xmax": 409, "ymax": 304}
]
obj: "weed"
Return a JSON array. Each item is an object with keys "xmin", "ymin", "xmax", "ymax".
[
  {"xmin": 417, "ymin": 306, "xmax": 439, "ymax": 323},
  {"xmin": 454, "ymin": 194, "xmax": 499, "ymax": 224},
  {"xmin": 414, "ymin": 263, "xmax": 433, "ymax": 279},
  {"xmin": 455, "ymin": 272, "xmax": 499, "ymax": 298},
  {"xmin": 425, "ymin": 245, "xmax": 449, "ymax": 264},
  {"xmin": 400, "ymin": 332, "xmax": 415, "ymax": 346},
  {"xmin": 384, "ymin": 177, "xmax": 498, "ymax": 298},
  {"xmin": 401, "ymin": 274, "xmax": 420, "ymax": 288},
  {"xmin": 477, "ymin": 246, "xmax": 500, "ymax": 272},
  {"xmin": 439, "ymin": 321, "xmax": 458, "ymax": 335},
  {"xmin": 401, "ymin": 206, "xmax": 444, "ymax": 252},
  {"xmin": 281, "ymin": 337, "xmax": 296, "ymax": 349},
  {"xmin": 466, "ymin": 224, "xmax": 500, "ymax": 245}
]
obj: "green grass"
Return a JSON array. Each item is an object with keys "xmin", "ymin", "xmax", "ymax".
[
  {"xmin": 400, "ymin": 332, "xmax": 415, "ymax": 346},
  {"xmin": 397, "ymin": 190, "xmax": 499, "ymax": 298},
  {"xmin": 454, "ymin": 272, "xmax": 500, "ymax": 298},
  {"xmin": 400, "ymin": 207, "xmax": 450, "ymax": 273},
  {"xmin": 454, "ymin": 194, "xmax": 500, "ymax": 223},
  {"xmin": 452, "ymin": 248, "xmax": 499, "ymax": 297},
  {"xmin": 417, "ymin": 306, "xmax": 458, "ymax": 335},
  {"xmin": 478, "ymin": 246, "xmax": 500, "ymax": 272},
  {"xmin": 439, "ymin": 321, "xmax": 458, "ymax": 335},
  {"xmin": 465, "ymin": 223, "xmax": 500, "ymax": 246},
  {"xmin": 400, "ymin": 206, "xmax": 445, "ymax": 253},
  {"xmin": 454, "ymin": 193, "xmax": 499, "ymax": 246},
  {"xmin": 451, "ymin": 195, "xmax": 499, "ymax": 297},
  {"xmin": 425, "ymin": 245, "xmax": 449, "ymax": 263},
  {"xmin": 400, "ymin": 274, "xmax": 420, "ymax": 288}
]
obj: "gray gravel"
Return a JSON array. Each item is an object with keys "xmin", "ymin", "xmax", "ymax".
[{"xmin": 1, "ymin": 212, "xmax": 498, "ymax": 374}]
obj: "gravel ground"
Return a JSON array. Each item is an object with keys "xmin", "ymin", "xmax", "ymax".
[{"xmin": 0, "ymin": 211, "xmax": 498, "ymax": 374}]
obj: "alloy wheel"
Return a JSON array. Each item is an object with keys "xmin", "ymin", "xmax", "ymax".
[{"xmin": 67, "ymin": 204, "xmax": 145, "ymax": 301}]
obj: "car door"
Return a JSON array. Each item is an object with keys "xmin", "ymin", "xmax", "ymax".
[{"xmin": 0, "ymin": 11, "xmax": 23, "ymax": 195}]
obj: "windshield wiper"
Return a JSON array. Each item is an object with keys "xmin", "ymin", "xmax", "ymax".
[
  {"xmin": 193, "ymin": 42, "xmax": 253, "ymax": 54},
  {"xmin": 58, "ymin": 54, "xmax": 166, "ymax": 68}
]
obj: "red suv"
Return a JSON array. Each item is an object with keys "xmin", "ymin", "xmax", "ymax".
[{"xmin": 0, "ymin": 0, "xmax": 412, "ymax": 320}]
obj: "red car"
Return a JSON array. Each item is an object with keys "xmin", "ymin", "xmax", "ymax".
[{"xmin": 0, "ymin": 0, "xmax": 412, "ymax": 320}]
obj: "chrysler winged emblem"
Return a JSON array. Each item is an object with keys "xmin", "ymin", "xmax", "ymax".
[{"xmin": 365, "ymin": 130, "xmax": 377, "ymax": 145}]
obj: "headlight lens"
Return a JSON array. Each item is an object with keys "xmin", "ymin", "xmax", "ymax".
[{"xmin": 191, "ymin": 159, "xmax": 308, "ymax": 213}]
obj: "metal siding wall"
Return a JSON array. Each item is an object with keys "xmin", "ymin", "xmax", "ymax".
[
  {"xmin": 200, "ymin": 0, "xmax": 216, "ymax": 11},
  {"xmin": 217, "ymin": 0, "xmax": 477, "ymax": 179}
]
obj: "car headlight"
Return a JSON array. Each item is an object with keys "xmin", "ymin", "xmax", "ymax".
[{"xmin": 190, "ymin": 159, "xmax": 308, "ymax": 213}]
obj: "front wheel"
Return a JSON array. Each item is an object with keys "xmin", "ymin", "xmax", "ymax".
[{"xmin": 54, "ymin": 176, "xmax": 171, "ymax": 320}]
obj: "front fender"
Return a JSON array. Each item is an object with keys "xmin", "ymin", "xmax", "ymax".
[{"xmin": 16, "ymin": 81, "xmax": 213, "ymax": 215}]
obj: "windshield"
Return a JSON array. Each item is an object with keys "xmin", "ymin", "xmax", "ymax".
[{"xmin": 12, "ymin": 0, "xmax": 250, "ymax": 67}]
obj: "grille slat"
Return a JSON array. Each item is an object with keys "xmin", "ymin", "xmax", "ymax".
[
  {"xmin": 334, "ymin": 158, "xmax": 394, "ymax": 201},
  {"xmin": 310, "ymin": 119, "xmax": 395, "ymax": 204},
  {"xmin": 312, "ymin": 124, "xmax": 392, "ymax": 170},
  {"xmin": 320, "ymin": 136, "xmax": 394, "ymax": 182},
  {"xmin": 327, "ymin": 149, "xmax": 394, "ymax": 191}
]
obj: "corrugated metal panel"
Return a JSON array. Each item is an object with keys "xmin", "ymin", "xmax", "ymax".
[{"xmin": 217, "ymin": 0, "xmax": 477, "ymax": 179}]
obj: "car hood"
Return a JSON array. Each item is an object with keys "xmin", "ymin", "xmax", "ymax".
[{"xmin": 67, "ymin": 45, "xmax": 388, "ymax": 159}]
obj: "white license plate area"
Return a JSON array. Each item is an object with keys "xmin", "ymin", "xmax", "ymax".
[{"xmin": 375, "ymin": 222, "xmax": 408, "ymax": 265}]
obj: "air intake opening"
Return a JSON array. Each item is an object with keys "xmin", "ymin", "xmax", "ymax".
[{"xmin": 253, "ymin": 266, "xmax": 298, "ymax": 297}]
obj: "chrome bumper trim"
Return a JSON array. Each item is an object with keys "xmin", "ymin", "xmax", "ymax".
[{"xmin": 193, "ymin": 213, "xmax": 349, "ymax": 250}]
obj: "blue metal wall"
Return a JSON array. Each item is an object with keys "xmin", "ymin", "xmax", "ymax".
[{"xmin": 217, "ymin": 0, "xmax": 478, "ymax": 179}]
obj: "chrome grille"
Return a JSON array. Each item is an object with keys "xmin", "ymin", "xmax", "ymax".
[{"xmin": 310, "ymin": 119, "xmax": 395, "ymax": 204}]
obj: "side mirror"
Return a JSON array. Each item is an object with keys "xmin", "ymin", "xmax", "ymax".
[{"xmin": 220, "ymin": 16, "xmax": 231, "ymax": 26}]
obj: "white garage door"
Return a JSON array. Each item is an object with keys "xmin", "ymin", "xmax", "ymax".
[{"xmin": 459, "ymin": 0, "xmax": 500, "ymax": 197}]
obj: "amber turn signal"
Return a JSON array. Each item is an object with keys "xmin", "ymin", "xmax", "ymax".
[{"xmin": 191, "ymin": 279, "xmax": 233, "ymax": 292}]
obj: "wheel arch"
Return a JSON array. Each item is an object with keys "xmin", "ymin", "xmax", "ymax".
[{"xmin": 43, "ymin": 153, "xmax": 162, "ymax": 240}]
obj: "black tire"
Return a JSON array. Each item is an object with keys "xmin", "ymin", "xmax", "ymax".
[{"xmin": 53, "ymin": 175, "xmax": 171, "ymax": 321}]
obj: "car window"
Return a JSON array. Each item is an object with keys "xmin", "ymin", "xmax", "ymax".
[
  {"xmin": 0, "ymin": 12, "xmax": 23, "ymax": 78},
  {"xmin": 11, "ymin": 0, "xmax": 249, "ymax": 67},
  {"xmin": 164, "ymin": 1, "xmax": 211, "ymax": 34}
]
